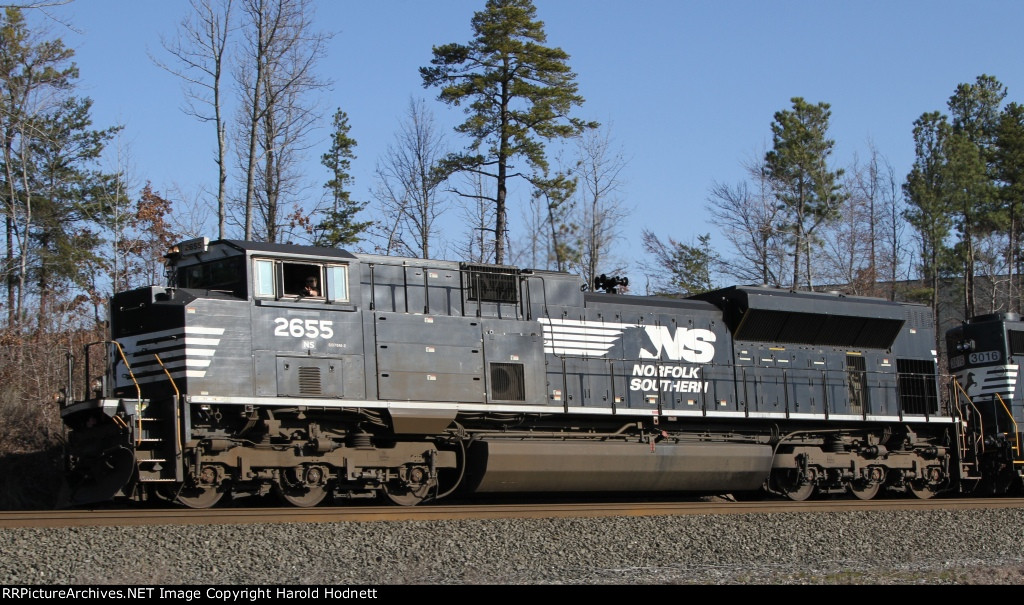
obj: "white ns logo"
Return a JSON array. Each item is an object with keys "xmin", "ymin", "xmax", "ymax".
[{"xmin": 639, "ymin": 326, "xmax": 716, "ymax": 363}]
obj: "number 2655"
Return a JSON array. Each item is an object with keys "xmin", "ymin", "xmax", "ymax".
[{"xmin": 273, "ymin": 317, "xmax": 334, "ymax": 339}]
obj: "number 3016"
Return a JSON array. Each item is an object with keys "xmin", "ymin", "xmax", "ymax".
[
  {"xmin": 969, "ymin": 350, "xmax": 1000, "ymax": 364},
  {"xmin": 273, "ymin": 317, "xmax": 334, "ymax": 339}
]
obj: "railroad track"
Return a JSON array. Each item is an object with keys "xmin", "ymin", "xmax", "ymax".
[{"xmin": 3, "ymin": 497, "xmax": 1023, "ymax": 528}]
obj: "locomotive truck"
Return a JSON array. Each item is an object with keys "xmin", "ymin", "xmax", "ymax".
[{"xmin": 57, "ymin": 237, "xmax": 982, "ymax": 508}]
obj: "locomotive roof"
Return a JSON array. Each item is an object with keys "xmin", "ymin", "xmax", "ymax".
[
  {"xmin": 217, "ymin": 239, "xmax": 358, "ymax": 260},
  {"xmin": 692, "ymin": 285, "xmax": 915, "ymax": 319},
  {"xmin": 691, "ymin": 285, "xmax": 912, "ymax": 349}
]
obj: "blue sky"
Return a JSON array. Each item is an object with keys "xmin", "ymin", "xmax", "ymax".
[{"xmin": 36, "ymin": 0, "xmax": 1024, "ymax": 285}]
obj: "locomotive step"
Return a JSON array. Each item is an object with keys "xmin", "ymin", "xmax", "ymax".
[{"xmin": 137, "ymin": 476, "xmax": 177, "ymax": 482}]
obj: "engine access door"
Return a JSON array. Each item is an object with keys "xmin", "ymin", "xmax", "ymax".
[{"xmin": 374, "ymin": 312, "xmax": 485, "ymax": 403}]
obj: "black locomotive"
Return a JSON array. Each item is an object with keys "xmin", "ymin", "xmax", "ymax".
[
  {"xmin": 947, "ymin": 313, "xmax": 1024, "ymax": 495},
  {"xmin": 57, "ymin": 237, "xmax": 1003, "ymax": 508}
]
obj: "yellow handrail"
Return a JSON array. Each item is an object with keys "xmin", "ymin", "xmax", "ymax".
[
  {"xmin": 952, "ymin": 379, "xmax": 985, "ymax": 456},
  {"xmin": 109, "ymin": 341, "xmax": 142, "ymax": 445},
  {"xmin": 152, "ymin": 353, "xmax": 183, "ymax": 455},
  {"xmin": 994, "ymin": 392, "xmax": 1020, "ymax": 456}
]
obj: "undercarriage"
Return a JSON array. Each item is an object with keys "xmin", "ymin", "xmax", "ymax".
[{"xmin": 59, "ymin": 398, "xmax": 960, "ymax": 508}]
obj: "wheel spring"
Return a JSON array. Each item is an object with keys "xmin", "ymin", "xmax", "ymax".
[{"xmin": 350, "ymin": 431, "xmax": 373, "ymax": 450}]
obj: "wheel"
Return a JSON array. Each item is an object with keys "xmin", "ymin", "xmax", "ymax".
[
  {"xmin": 382, "ymin": 482, "xmax": 428, "ymax": 506},
  {"xmin": 278, "ymin": 484, "xmax": 328, "ymax": 507},
  {"xmin": 277, "ymin": 466, "xmax": 329, "ymax": 507},
  {"xmin": 908, "ymin": 480, "xmax": 937, "ymax": 499},
  {"xmin": 772, "ymin": 470, "xmax": 815, "ymax": 502},
  {"xmin": 847, "ymin": 480, "xmax": 880, "ymax": 500},
  {"xmin": 176, "ymin": 485, "xmax": 224, "ymax": 508},
  {"xmin": 993, "ymin": 468, "xmax": 1023, "ymax": 495},
  {"xmin": 848, "ymin": 466, "xmax": 884, "ymax": 500},
  {"xmin": 60, "ymin": 445, "xmax": 136, "ymax": 507},
  {"xmin": 175, "ymin": 464, "xmax": 224, "ymax": 508},
  {"xmin": 909, "ymin": 466, "xmax": 944, "ymax": 499}
]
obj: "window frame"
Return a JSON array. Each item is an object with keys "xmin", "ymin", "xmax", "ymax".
[{"xmin": 251, "ymin": 257, "xmax": 350, "ymax": 303}]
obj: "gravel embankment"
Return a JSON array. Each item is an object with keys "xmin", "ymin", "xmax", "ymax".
[{"xmin": 2, "ymin": 508, "xmax": 1024, "ymax": 585}]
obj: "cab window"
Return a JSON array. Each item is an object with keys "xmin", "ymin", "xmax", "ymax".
[
  {"xmin": 178, "ymin": 256, "xmax": 245, "ymax": 297},
  {"xmin": 327, "ymin": 265, "xmax": 349, "ymax": 302},
  {"xmin": 284, "ymin": 263, "xmax": 322, "ymax": 297},
  {"xmin": 254, "ymin": 259, "xmax": 275, "ymax": 297},
  {"xmin": 252, "ymin": 258, "xmax": 349, "ymax": 302}
]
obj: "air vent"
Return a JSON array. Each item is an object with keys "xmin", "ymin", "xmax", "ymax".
[
  {"xmin": 896, "ymin": 358, "xmax": 938, "ymax": 415},
  {"xmin": 463, "ymin": 264, "xmax": 519, "ymax": 303},
  {"xmin": 490, "ymin": 363, "xmax": 525, "ymax": 401},
  {"xmin": 1010, "ymin": 330, "xmax": 1024, "ymax": 356},
  {"xmin": 297, "ymin": 366, "xmax": 323, "ymax": 395}
]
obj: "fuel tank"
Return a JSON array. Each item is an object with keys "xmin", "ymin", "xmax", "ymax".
[{"xmin": 462, "ymin": 440, "xmax": 773, "ymax": 493}]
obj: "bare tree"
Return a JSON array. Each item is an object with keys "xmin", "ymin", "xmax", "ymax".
[
  {"xmin": 819, "ymin": 143, "xmax": 911, "ymax": 297},
  {"xmin": 534, "ymin": 171, "xmax": 578, "ymax": 272},
  {"xmin": 453, "ymin": 172, "xmax": 497, "ymax": 264},
  {"xmin": 88, "ymin": 131, "xmax": 136, "ymax": 299},
  {"xmin": 516, "ymin": 186, "xmax": 548, "ymax": 268},
  {"xmin": 234, "ymin": 0, "xmax": 330, "ymax": 241},
  {"xmin": 371, "ymin": 98, "xmax": 450, "ymax": 259},
  {"xmin": 641, "ymin": 230, "xmax": 716, "ymax": 296},
  {"xmin": 820, "ymin": 181, "xmax": 870, "ymax": 292},
  {"xmin": 572, "ymin": 123, "xmax": 629, "ymax": 289},
  {"xmin": 156, "ymin": 0, "xmax": 233, "ymax": 239},
  {"xmin": 706, "ymin": 152, "xmax": 787, "ymax": 286},
  {"xmin": 879, "ymin": 156, "xmax": 909, "ymax": 300}
]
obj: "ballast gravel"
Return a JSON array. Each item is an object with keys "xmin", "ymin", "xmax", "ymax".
[{"xmin": 1, "ymin": 508, "xmax": 1024, "ymax": 585}]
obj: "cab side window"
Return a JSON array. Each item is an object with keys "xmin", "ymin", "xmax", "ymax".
[
  {"xmin": 254, "ymin": 259, "xmax": 275, "ymax": 297},
  {"xmin": 327, "ymin": 265, "xmax": 349, "ymax": 302},
  {"xmin": 252, "ymin": 258, "xmax": 347, "ymax": 302},
  {"xmin": 285, "ymin": 263, "xmax": 321, "ymax": 297}
]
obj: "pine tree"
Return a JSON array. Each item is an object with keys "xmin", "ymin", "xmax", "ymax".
[
  {"xmin": 314, "ymin": 109, "xmax": 371, "ymax": 248},
  {"xmin": 903, "ymin": 111, "xmax": 954, "ymax": 337},
  {"xmin": 946, "ymin": 75, "xmax": 1006, "ymax": 318},
  {"xmin": 764, "ymin": 97, "xmax": 846, "ymax": 289},
  {"xmin": 420, "ymin": 0, "xmax": 596, "ymax": 264},
  {"xmin": 995, "ymin": 103, "xmax": 1024, "ymax": 312}
]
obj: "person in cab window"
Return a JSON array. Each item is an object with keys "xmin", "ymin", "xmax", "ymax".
[{"xmin": 303, "ymin": 276, "xmax": 320, "ymax": 297}]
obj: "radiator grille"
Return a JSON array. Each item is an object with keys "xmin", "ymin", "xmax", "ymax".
[
  {"xmin": 1009, "ymin": 330, "xmax": 1024, "ymax": 356},
  {"xmin": 463, "ymin": 264, "xmax": 519, "ymax": 303},
  {"xmin": 490, "ymin": 363, "xmax": 525, "ymax": 401},
  {"xmin": 297, "ymin": 366, "xmax": 323, "ymax": 395}
]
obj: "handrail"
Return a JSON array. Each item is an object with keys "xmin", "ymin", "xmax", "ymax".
[
  {"xmin": 994, "ymin": 392, "xmax": 1020, "ymax": 457},
  {"xmin": 152, "ymin": 353, "xmax": 184, "ymax": 455},
  {"xmin": 110, "ymin": 341, "xmax": 142, "ymax": 445},
  {"xmin": 952, "ymin": 379, "xmax": 986, "ymax": 456}
]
